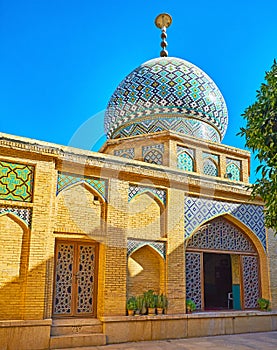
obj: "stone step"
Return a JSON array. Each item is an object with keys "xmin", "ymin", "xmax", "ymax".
[
  {"xmin": 50, "ymin": 333, "xmax": 106, "ymax": 349},
  {"xmin": 51, "ymin": 318, "xmax": 103, "ymax": 336}
]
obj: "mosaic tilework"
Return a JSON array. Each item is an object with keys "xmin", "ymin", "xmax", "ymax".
[
  {"xmin": 127, "ymin": 239, "xmax": 166, "ymax": 259},
  {"xmin": 226, "ymin": 158, "xmax": 241, "ymax": 181},
  {"xmin": 203, "ymin": 153, "xmax": 219, "ymax": 177},
  {"xmin": 105, "ymin": 57, "xmax": 228, "ymax": 141},
  {"xmin": 0, "ymin": 206, "xmax": 32, "ymax": 227},
  {"xmin": 142, "ymin": 144, "xmax": 164, "ymax": 165},
  {"xmin": 187, "ymin": 217, "xmax": 256, "ymax": 252},
  {"xmin": 203, "ymin": 159, "xmax": 218, "ymax": 176},
  {"xmin": 57, "ymin": 172, "xmax": 107, "ymax": 201},
  {"xmin": 184, "ymin": 197, "xmax": 266, "ymax": 250},
  {"xmin": 0, "ymin": 160, "xmax": 34, "ymax": 202},
  {"xmin": 242, "ymin": 255, "xmax": 260, "ymax": 308},
  {"xmin": 112, "ymin": 116, "xmax": 221, "ymax": 142},
  {"xmin": 114, "ymin": 148, "xmax": 135, "ymax": 159},
  {"xmin": 185, "ymin": 252, "xmax": 202, "ymax": 309},
  {"xmin": 177, "ymin": 146, "xmax": 195, "ymax": 172},
  {"xmin": 128, "ymin": 185, "xmax": 166, "ymax": 205}
]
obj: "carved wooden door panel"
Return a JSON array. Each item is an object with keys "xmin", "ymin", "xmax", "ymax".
[{"xmin": 53, "ymin": 241, "xmax": 98, "ymax": 317}]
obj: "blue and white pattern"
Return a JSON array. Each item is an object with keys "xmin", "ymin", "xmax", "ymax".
[
  {"xmin": 184, "ymin": 197, "xmax": 266, "ymax": 250},
  {"xmin": 0, "ymin": 206, "xmax": 32, "ymax": 227},
  {"xmin": 142, "ymin": 144, "xmax": 164, "ymax": 165},
  {"xmin": 114, "ymin": 148, "xmax": 135, "ymax": 159},
  {"xmin": 105, "ymin": 57, "xmax": 228, "ymax": 142},
  {"xmin": 128, "ymin": 185, "xmax": 166, "ymax": 205},
  {"xmin": 127, "ymin": 239, "xmax": 166, "ymax": 259}
]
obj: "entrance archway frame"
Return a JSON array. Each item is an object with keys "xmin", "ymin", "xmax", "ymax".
[{"xmin": 185, "ymin": 213, "xmax": 270, "ymax": 308}]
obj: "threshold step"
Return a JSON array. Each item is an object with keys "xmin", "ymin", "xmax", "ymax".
[{"xmin": 50, "ymin": 333, "xmax": 106, "ymax": 349}]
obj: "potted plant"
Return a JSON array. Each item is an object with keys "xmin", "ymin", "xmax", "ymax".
[
  {"xmin": 144, "ymin": 290, "xmax": 157, "ymax": 315},
  {"xmin": 136, "ymin": 295, "xmax": 147, "ymax": 315},
  {"xmin": 257, "ymin": 298, "xmax": 270, "ymax": 311},
  {"xmin": 186, "ymin": 299, "xmax": 196, "ymax": 313},
  {"xmin": 126, "ymin": 296, "xmax": 137, "ymax": 316},
  {"xmin": 156, "ymin": 294, "xmax": 168, "ymax": 315}
]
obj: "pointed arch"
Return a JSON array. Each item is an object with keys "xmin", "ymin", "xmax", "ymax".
[
  {"xmin": 203, "ymin": 158, "xmax": 218, "ymax": 176},
  {"xmin": 185, "ymin": 214, "xmax": 270, "ymax": 309},
  {"xmin": 57, "ymin": 180, "xmax": 106, "ymax": 203},
  {"xmin": 128, "ymin": 191, "xmax": 166, "ymax": 239},
  {"xmin": 55, "ymin": 182, "xmax": 105, "ymax": 235},
  {"xmin": 177, "ymin": 151, "xmax": 195, "ymax": 172},
  {"xmin": 0, "ymin": 211, "xmax": 29, "ymax": 231},
  {"xmin": 127, "ymin": 245, "xmax": 165, "ymax": 297},
  {"xmin": 143, "ymin": 149, "xmax": 163, "ymax": 165}
]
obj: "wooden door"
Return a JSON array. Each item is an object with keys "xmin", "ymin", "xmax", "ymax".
[{"xmin": 53, "ymin": 240, "xmax": 98, "ymax": 317}]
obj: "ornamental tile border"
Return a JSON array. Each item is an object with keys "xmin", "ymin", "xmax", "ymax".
[
  {"xmin": 184, "ymin": 196, "xmax": 266, "ymax": 250},
  {"xmin": 142, "ymin": 144, "xmax": 164, "ymax": 157},
  {"xmin": 128, "ymin": 184, "xmax": 166, "ymax": 205},
  {"xmin": 0, "ymin": 206, "xmax": 32, "ymax": 227},
  {"xmin": 127, "ymin": 239, "xmax": 166, "ymax": 259},
  {"xmin": 114, "ymin": 148, "xmax": 135, "ymax": 159},
  {"xmin": 57, "ymin": 172, "xmax": 107, "ymax": 201}
]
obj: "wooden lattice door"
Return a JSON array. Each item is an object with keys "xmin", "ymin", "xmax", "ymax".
[{"xmin": 53, "ymin": 241, "xmax": 98, "ymax": 317}]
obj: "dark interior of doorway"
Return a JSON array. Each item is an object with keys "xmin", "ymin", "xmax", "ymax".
[{"xmin": 204, "ymin": 253, "xmax": 232, "ymax": 310}]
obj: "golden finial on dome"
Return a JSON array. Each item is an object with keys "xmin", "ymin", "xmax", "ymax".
[{"xmin": 155, "ymin": 13, "xmax": 172, "ymax": 57}]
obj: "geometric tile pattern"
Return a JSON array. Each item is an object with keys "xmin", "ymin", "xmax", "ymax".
[
  {"xmin": 177, "ymin": 146, "xmax": 195, "ymax": 172},
  {"xmin": 0, "ymin": 206, "xmax": 32, "ymax": 227},
  {"xmin": 105, "ymin": 57, "xmax": 228, "ymax": 142},
  {"xmin": 177, "ymin": 146, "xmax": 194, "ymax": 158},
  {"xmin": 187, "ymin": 217, "xmax": 256, "ymax": 253},
  {"xmin": 203, "ymin": 152, "xmax": 219, "ymax": 163},
  {"xmin": 57, "ymin": 172, "xmax": 107, "ymax": 201},
  {"xmin": 203, "ymin": 153, "xmax": 219, "ymax": 176},
  {"xmin": 0, "ymin": 160, "xmax": 34, "ymax": 202},
  {"xmin": 127, "ymin": 239, "xmax": 166, "ymax": 259},
  {"xmin": 184, "ymin": 197, "xmax": 266, "ymax": 250},
  {"xmin": 142, "ymin": 144, "xmax": 164, "ymax": 165},
  {"xmin": 128, "ymin": 184, "xmax": 166, "ymax": 205},
  {"xmin": 226, "ymin": 158, "xmax": 241, "ymax": 181},
  {"xmin": 185, "ymin": 252, "xmax": 202, "ymax": 309},
  {"xmin": 114, "ymin": 148, "xmax": 135, "ymax": 159},
  {"xmin": 242, "ymin": 255, "xmax": 260, "ymax": 309},
  {"xmin": 203, "ymin": 158, "xmax": 218, "ymax": 176},
  {"xmin": 111, "ymin": 116, "xmax": 221, "ymax": 142}
]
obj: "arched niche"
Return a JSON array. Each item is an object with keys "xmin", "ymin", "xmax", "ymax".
[
  {"xmin": 127, "ymin": 245, "xmax": 165, "ymax": 298},
  {"xmin": 128, "ymin": 192, "xmax": 165, "ymax": 240},
  {"xmin": 0, "ymin": 213, "xmax": 29, "ymax": 319},
  {"xmin": 55, "ymin": 182, "xmax": 105, "ymax": 237}
]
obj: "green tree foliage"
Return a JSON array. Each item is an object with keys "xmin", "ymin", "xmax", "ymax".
[{"xmin": 239, "ymin": 59, "xmax": 277, "ymax": 232}]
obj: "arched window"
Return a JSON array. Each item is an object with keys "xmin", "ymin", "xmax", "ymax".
[
  {"xmin": 178, "ymin": 152, "xmax": 194, "ymax": 172},
  {"xmin": 203, "ymin": 158, "xmax": 218, "ymax": 176},
  {"xmin": 226, "ymin": 162, "xmax": 241, "ymax": 181},
  {"xmin": 144, "ymin": 149, "xmax": 163, "ymax": 165}
]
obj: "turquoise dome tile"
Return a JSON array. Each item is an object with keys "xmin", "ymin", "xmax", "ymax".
[{"xmin": 105, "ymin": 57, "xmax": 228, "ymax": 142}]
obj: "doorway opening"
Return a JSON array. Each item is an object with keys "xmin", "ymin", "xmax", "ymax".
[
  {"xmin": 204, "ymin": 253, "xmax": 232, "ymax": 310},
  {"xmin": 53, "ymin": 240, "xmax": 98, "ymax": 317}
]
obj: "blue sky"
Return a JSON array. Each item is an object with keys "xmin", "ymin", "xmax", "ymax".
[{"xmin": 1, "ymin": 0, "xmax": 277, "ymax": 182}]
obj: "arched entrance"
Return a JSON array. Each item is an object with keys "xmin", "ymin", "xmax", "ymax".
[{"xmin": 185, "ymin": 216, "xmax": 261, "ymax": 311}]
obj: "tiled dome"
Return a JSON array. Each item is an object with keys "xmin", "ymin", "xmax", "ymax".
[{"xmin": 104, "ymin": 57, "xmax": 228, "ymax": 142}]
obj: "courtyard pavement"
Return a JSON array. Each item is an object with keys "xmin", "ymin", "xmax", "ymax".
[{"xmin": 66, "ymin": 331, "xmax": 277, "ymax": 350}]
